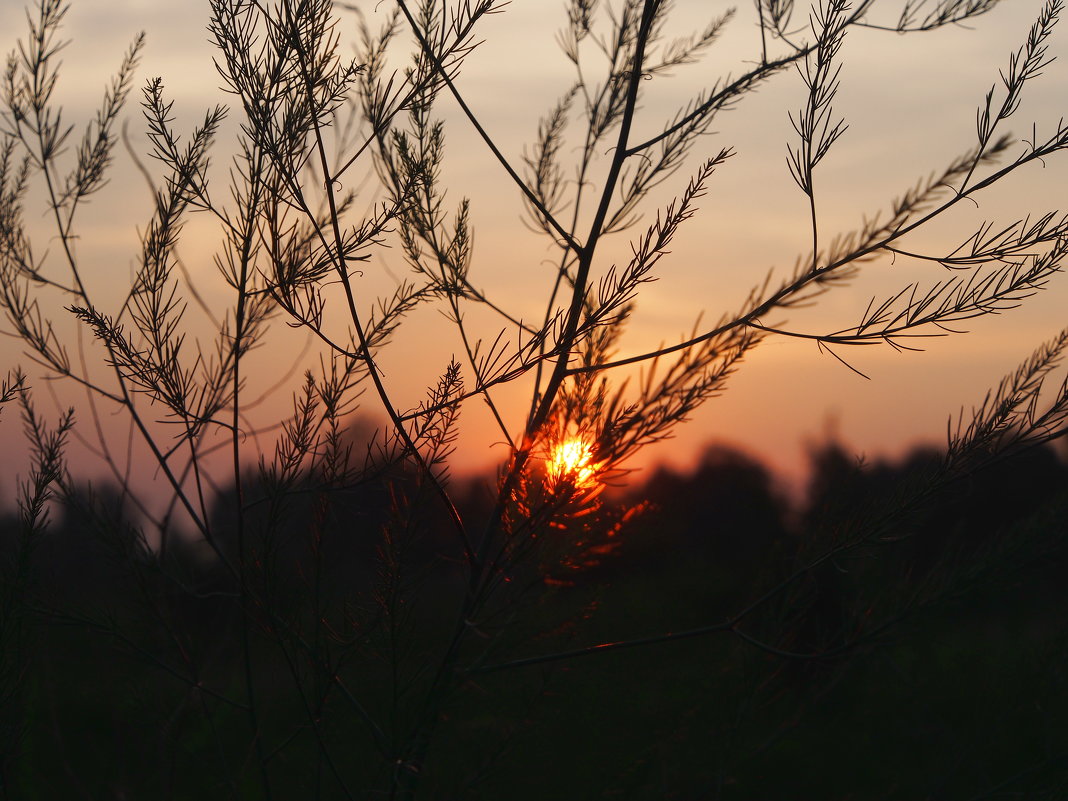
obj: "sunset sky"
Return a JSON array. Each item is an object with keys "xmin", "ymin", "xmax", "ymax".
[{"xmin": 1, "ymin": 0, "xmax": 1067, "ymax": 505}]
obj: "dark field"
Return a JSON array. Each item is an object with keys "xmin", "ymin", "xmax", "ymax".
[{"xmin": 4, "ymin": 441, "xmax": 1067, "ymax": 799}]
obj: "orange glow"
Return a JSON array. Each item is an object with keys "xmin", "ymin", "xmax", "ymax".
[{"xmin": 547, "ymin": 437, "xmax": 603, "ymax": 490}]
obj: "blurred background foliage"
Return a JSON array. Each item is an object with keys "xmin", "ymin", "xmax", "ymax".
[{"xmin": 3, "ymin": 436, "xmax": 1066, "ymax": 800}]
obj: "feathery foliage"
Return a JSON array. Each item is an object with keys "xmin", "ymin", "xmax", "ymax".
[{"xmin": 1, "ymin": 0, "xmax": 1068, "ymax": 797}]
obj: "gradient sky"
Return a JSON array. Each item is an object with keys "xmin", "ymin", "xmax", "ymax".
[{"xmin": 1, "ymin": 0, "xmax": 1067, "ymax": 506}]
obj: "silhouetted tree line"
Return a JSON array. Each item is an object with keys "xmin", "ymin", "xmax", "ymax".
[
  {"xmin": 3, "ymin": 438, "xmax": 1068, "ymax": 798},
  {"xmin": 6, "ymin": 437, "xmax": 1068, "ymax": 648}
]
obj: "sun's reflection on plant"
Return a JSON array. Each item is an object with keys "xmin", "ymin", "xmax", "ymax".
[{"xmin": 546, "ymin": 437, "xmax": 603, "ymax": 491}]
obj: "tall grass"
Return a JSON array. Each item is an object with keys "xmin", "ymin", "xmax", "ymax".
[{"xmin": 2, "ymin": 0, "xmax": 1068, "ymax": 797}]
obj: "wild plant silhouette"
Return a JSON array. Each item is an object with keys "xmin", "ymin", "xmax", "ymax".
[{"xmin": 2, "ymin": 0, "xmax": 1068, "ymax": 798}]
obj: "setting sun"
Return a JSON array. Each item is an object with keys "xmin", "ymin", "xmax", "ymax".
[{"xmin": 547, "ymin": 438, "xmax": 603, "ymax": 490}]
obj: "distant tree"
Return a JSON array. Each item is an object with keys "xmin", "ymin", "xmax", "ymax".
[{"xmin": 620, "ymin": 445, "xmax": 789, "ymax": 569}]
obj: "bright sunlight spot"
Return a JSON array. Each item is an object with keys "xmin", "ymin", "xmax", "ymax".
[{"xmin": 547, "ymin": 437, "xmax": 603, "ymax": 490}]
